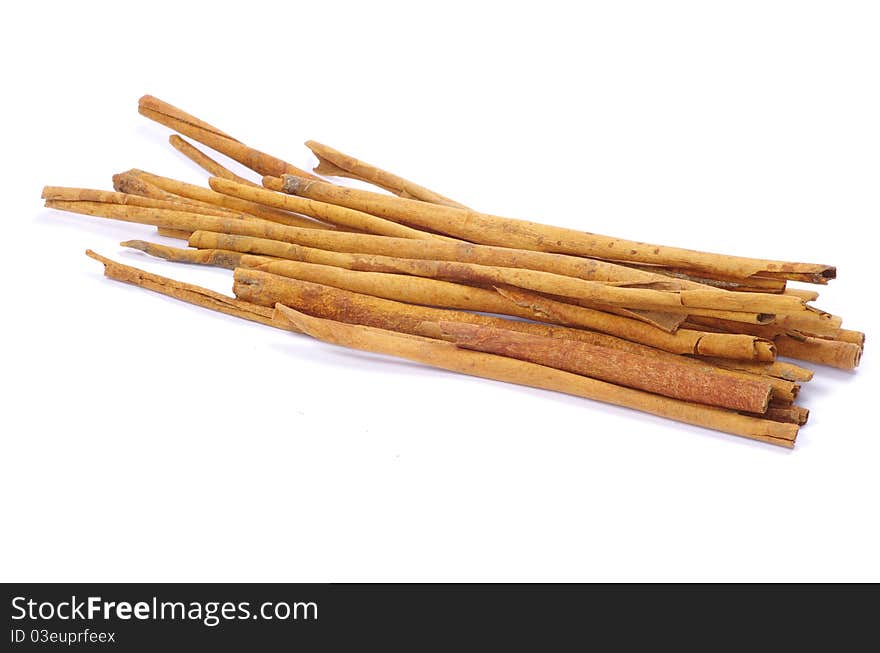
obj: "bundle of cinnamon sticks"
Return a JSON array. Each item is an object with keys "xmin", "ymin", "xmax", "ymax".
[{"xmin": 42, "ymin": 95, "xmax": 865, "ymax": 448}]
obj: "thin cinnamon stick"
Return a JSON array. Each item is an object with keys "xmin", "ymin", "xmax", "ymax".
[
  {"xmin": 774, "ymin": 335, "xmax": 862, "ymax": 370},
  {"xmin": 495, "ymin": 286, "xmax": 776, "ymax": 361},
  {"xmin": 209, "ymin": 177, "xmax": 452, "ymax": 240},
  {"xmin": 84, "ymin": 250, "xmax": 278, "ymax": 328},
  {"xmin": 235, "ymin": 256, "xmax": 541, "ymax": 319},
  {"xmin": 112, "ymin": 171, "xmax": 244, "ymax": 217},
  {"xmin": 272, "ymin": 174, "xmax": 836, "ymax": 284},
  {"xmin": 122, "ymin": 240, "xmax": 246, "ymax": 269},
  {"xmin": 186, "ymin": 227, "xmax": 805, "ymax": 316},
  {"xmin": 138, "ymin": 95, "xmax": 319, "ymax": 180},
  {"xmin": 156, "ymin": 227, "xmax": 193, "ymax": 239},
  {"xmin": 169, "ymin": 135, "xmax": 259, "ymax": 186},
  {"xmin": 624, "ymin": 264, "xmax": 789, "ymax": 293},
  {"xmin": 41, "ymin": 186, "xmax": 235, "ymax": 219},
  {"xmin": 824, "ymin": 328, "xmax": 866, "ymax": 346},
  {"xmin": 137, "ymin": 95, "xmax": 241, "ymax": 141},
  {"xmin": 188, "ymin": 208, "xmax": 709, "ymax": 289},
  {"xmin": 128, "ymin": 170, "xmax": 333, "ymax": 230},
  {"xmin": 305, "ymin": 140, "xmax": 469, "ymax": 208},
  {"xmin": 694, "ymin": 357, "xmax": 814, "ymax": 383},
  {"xmin": 272, "ymin": 305, "xmax": 798, "ymax": 447},
  {"xmin": 762, "ymin": 405, "xmax": 810, "ymax": 426},
  {"xmin": 687, "ymin": 313, "xmax": 842, "ymax": 340}
]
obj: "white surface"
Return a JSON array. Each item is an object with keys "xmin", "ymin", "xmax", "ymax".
[{"xmin": 2, "ymin": 1, "xmax": 878, "ymax": 582}]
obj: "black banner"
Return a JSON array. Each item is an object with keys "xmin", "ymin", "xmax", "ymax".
[{"xmin": 3, "ymin": 583, "xmax": 878, "ymax": 649}]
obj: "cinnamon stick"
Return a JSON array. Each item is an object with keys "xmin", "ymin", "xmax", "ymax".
[
  {"xmin": 305, "ymin": 140, "xmax": 469, "ymax": 208},
  {"xmin": 85, "ymin": 250, "xmax": 278, "ymax": 328},
  {"xmin": 186, "ymin": 205, "xmax": 706, "ymax": 288},
  {"xmin": 122, "ymin": 240, "xmax": 246, "ymax": 269},
  {"xmin": 42, "ymin": 186, "xmax": 235, "ymax": 219},
  {"xmin": 272, "ymin": 305, "xmax": 798, "ymax": 447},
  {"xmin": 774, "ymin": 335, "xmax": 862, "ymax": 370},
  {"xmin": 272, "ymin": 174, "xmax": 836, "ymax": 284},
  {"xmin": 112, "ymin": 171, "xmax": 244, "ymax": 217},
  {"xmin": 762, "ymin": 405, "xmax": 810, "ymax": 426},
  {"xmin": 156, "ymin": 227, "xmax": 193, "ymax": 239},
  {"xmin": 138, "ymin": 95, "xmax": 319, "ymax": 180},
  {"xmin": 127, "ymin": 170, "xmax": 333, "ymax": 230},
  {"xmin": 169, "ymin": 135, "xmax": 259, "ymax": 186},
  {"xmin": 230, "ymin": 269, "xmax": 797, "ymax": 404},
  {"xmin": 186, "ymin": 227, "xmax": 805, "ymax": 316},
  {"xmin": 209, "ymin": 177, "xmax": 452, "ymax": 240},
  {"xmin": 694, "ymin": 357, "xmax": 814, "ymax": 383},
  {"xmin": 495, "ymin": 286, "xmax": 776, "ymax": 361},
  {"xmin": 427, "ymin": 320, "xmax": 772, "ymax": 413}
]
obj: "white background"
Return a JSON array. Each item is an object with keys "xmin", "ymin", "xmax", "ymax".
[{"xmin": 2, "ymin": 1, "xmax": 878, "ymax": 582}]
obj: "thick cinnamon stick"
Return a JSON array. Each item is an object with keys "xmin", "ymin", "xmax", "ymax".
[
  {"xmin": 428, "ymin": 321, "xmax": 772, "ymax": 413},
  {"xmin": 272, "ymin": 174, "xmax": 836, "ymax": 284},
  {"xmin": 272, "ymin": 305, "xmax": 798, "ymax": 447},
  {"xmin": 209, "ymin": 177, "xmax": 451, "ymax": 240},
  {"xmin": 169, "ymin": 135, "xmax": 259, "ymax": 186},
  {"xmin": 138, "ymin": 95, "xmax": 319, "ymax": 180},
  {"xmin": 305, "ymin": 140, "xmax": 469, "ymax": 208},
  {"xmin": 230, "ymin": 269, "xmax": 797, "ymax": 404}
]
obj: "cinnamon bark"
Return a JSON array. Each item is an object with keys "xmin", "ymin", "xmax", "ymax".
[
  {"xmin": 305, "ymin": 140, "xmax": 469, "ymax": 208},
  {"xmin": 762, "ymin": 405, "xmax": 810, "ymax": 426},
  {"xmin": 112, "ymin": 172, "xmax": 243, "ymax": 216},
  {"xmin": 774, "ymin": 335, "xmax": 862, "ymax": 370},
  {"xmin": 127, "ymin": 170, "xmax": 332, "ymax": 229},
  {"xmin": 209, "ymin": 177, "xmax": 451, "ymax": 240},
  {"xmin": 185, "ymin": 228, "xmax": 805, "ymax": 316},
  {"xmin": 169, "ymin": 135, "xmax": 259, "ymax": 186},
  {"xmin": 274, "ymin": 174, "xmax": 836, "ymax": 284},
  {"xmin": 273, "ymin": 305, "xmax": 798, "ymax": 447},
  {"xmin": 229, "ymin": 269, "xmax": 796, "ymax": 404},
  {"xmin": 138, "ymin": 95, "xmax": 319, "ymax": 180},
  {"xmin": 42, "ymin": 186, "xmax": 235, "ymax": 219},
  {"xmin": 495, "ymin": 286, "xmax": 776, "ymax": 361},
  {"xmin": 428, "ymin": 321, "xmax": 772, "ymax": 413},
  {"xmin": 85, "ymin": 250, "xmax": 278, "ymax": 328},
  {"xmin": 122, "ymin": 240, "xmax": 246, "ymax": 269}
]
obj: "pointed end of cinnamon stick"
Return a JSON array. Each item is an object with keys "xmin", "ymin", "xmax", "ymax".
[
  {"xmin": 85, "ymin": 249, "xmax": 111, "ymax": 267},
  {"xmin": 120, "ymin": 240, "xmax": 150, "ymax": 253},
  {"xmin": 272, "ymin": 302, "xmax": 299, "ymax": 328}
]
